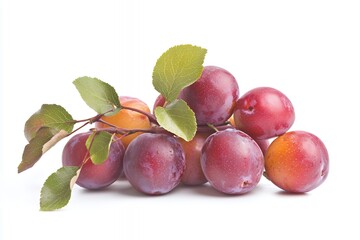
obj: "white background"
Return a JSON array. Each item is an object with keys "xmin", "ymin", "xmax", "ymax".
[{"xmin": 1, "ymin": 0, "xmax": 360, "ymax": 239}]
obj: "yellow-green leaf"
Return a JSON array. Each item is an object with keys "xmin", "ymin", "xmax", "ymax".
[
  {"xmin": 24, "ymin": 104, "xmax": 74, "ymax": 142},
  {"xmin": 73, "ymin": 77, "xmax": 121, "ymax": 115},
  {"xmin": 18, "ymin": 128, "xmax": 68, "ymax": 173},
  {"xmin": 155, "ymin": 99, "xmax": 196, "ymax": 141},
  {"xmin": 152, "ymin": 44, "xmax": 207, "ymax": 102},
  {"xmin": 85, "ymin": 131, "xmax": 115, "ymax": 165},
  {"xmin": 40, "ymin": 166, "xmax": 80, "ymax": 211}
]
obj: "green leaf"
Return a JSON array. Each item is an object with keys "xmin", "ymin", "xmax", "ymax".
[
  {"xmin": 152, "ymin": 44, "xmax": 207, "ymax": 102},
  {"xmin": 40, "ymin": 166, "xmax": 80, "ymax": 211},
  {"xmin": 73, "ymin": 77, "xmax": 121, "ymax": 115},
  {"xmin": 24, "ymin": 112, "xmax": 44, "ymax": 142},
  {"xmin": 24, "ymin": 104, "xmax": 74, "ymax": 142},
  {"xmin": 18, "ymin": 128, "xmax": 68, "ymax": 173},
  {"xmin": 155, "ymin": 99, "xmax": 197, "ymax": 141},
  {"xmin": 85, "ymin": 131, "xmax": 115, "ymax": 165}
]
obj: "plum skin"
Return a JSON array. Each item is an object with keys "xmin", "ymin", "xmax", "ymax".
[
  {"xmin": 178, "ymin": 132, "xmax": 209, "ymax": 186},
  {"xmin": 179, "ymin": 66, "xmax": 239, "ymax": 125},
  {"xmin": 62, "ymin": 132, "xmax": 125, "ymax": 190},
  {"xmin": 201, "ymin": 129, "xmax": 264, "ymax": 194},
  {"xmin": 153, "ymin": 94, "xmax": 166, "ymax": 113},
  {"xmin": 255, "ymin": 139, "xmax": 270, "ymax": 156},
  {"xmin": 123, "ymin": 133, "xmax": 186, "ymax": 195},
  {"xmin": 264, "ymin": 131, "xmax": 329, "ymax": 193},
  {"xmin": 234, "ymin": 87, "xmax": 295, "ymax": 140}
]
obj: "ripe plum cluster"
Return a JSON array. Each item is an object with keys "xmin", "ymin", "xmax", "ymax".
[{"xmin": 63, "ymin": 65, "xmax": 329, "ymax": 195}]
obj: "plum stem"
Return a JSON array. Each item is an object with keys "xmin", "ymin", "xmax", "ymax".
[
  {"xmin": 206, "ymin": 123, "xmax": 219, "ymax": 132},
  {"xmin": 73, "ymin": 109, "xmax": 115, "ymax": 124},
  {"xmin": 97, "ymin": 119, "xmax": 118, "ymax": 128},
  {"xmin": 121, "ymin": 105, "xmax": 159, "ymax": 125},
  {"xmin": 68, "ymin": 110, "xmax": 234, "ymax": 143},
  {"xmin": 94, "ymin": 122, "xmax": 234, "ymax": 137},
  {"xmin": 197, "ymin": 123, "xmax": 233, "ymax": 133},
  {"xmin": 92, "ymin": 126, "xmax": 168, "ymax": 136},
  {"xmin": 68, "ymin": 121, "xmax": 90, "ymax": 136},
  {"xmin": 95, "ymin": 119, "xmax": 167, "ymax": 135}
]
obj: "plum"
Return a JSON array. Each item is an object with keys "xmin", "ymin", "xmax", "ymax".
[
  {"xmin": 201, "ymin": 129, "xmax": 264, "ymax": 194},
  {"xmin": 62, "ymin": 132, "xmax": 125, "ymax": 190},
  {"xmin": 123, "ymin": 133, "xmax": 185, "ymax": 195},
  {"xmin": 179, "ymin": 66, "xmax": 239, "ymax": 125},
  {"xmin": 234, "ymin": 87, "xmax": 295, "ymax": 139},
  {"xmin": 264, "ymin": 131, "xmax": 329, "ymax": 193}
]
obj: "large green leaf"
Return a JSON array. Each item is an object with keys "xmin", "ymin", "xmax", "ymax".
[
  {"xmin": 18, "ymin": 127, "xmax": 68, "ymax": 173},
  {"xmin": 40, "ymin": 166, "xmax": 80, "ymax": 211},
  {"xmin": 155, "ymin": 99, "xmax": 196, "ymax": 141},
  {"xmin": 152, "ymin": 44, "xmax": 207, "ymax": 102},
  {"xmin": 24, "ymin": 104, "xmax": 74, "ymax": 142},
  {"xmin": 73, "ymin": 77, "xmax": 121, "ymax": 115},
  {"xmin": 85, "ymin": 131, "xmax": 115, "ymax": 165}
]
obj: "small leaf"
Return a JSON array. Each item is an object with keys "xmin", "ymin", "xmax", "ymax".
[
  {"xmin": 40, "ymin": 166, "xmax": 80, "ymax": 211},
  {"xmin": 73, "ymin": 77, "xmax": 121, "ymax": 115},
  {"xmin": 85, "ymin": 131, "xmax": 114, "ymax": 165},
  {"xmin": 152, "ymin": 44, "xmax": 207, "ymax": 102},
  {"xmin": 24, "ymin": 112, "xmax": 44, "ymax": 142},
  {"xmin": 155, "ymin": 99, "xmax": 197, "ymax": 141},
  {"xmin": 24, "ymin": 104, "xmax": 74, "ymax": 141},
  {"xmin": 19, "ymin": 128, "xmax": 53, "ymax": 173},
  {"xmin": 19, "ymin": 128, "xmax": 68, "ymax": 173}
]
